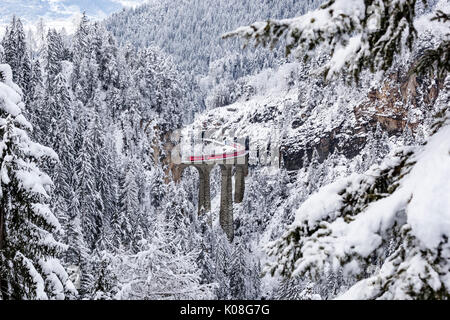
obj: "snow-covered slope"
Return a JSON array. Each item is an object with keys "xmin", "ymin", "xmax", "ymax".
[
  {"xmin": 183, "ymin": 63, "xmax": 301, "ymax": 165},
  {"xmin": 185, "ymin": 56, "xmax": 438, "ymax": 174},
  {"xmin": 267, "ymin": 99, "xmax": 450, "ymax": 299}
]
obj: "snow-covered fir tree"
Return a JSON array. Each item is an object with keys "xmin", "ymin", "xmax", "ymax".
[
  {"xmin": 0, "ymin": 63, "xmax": 75, "ymax": 300},
  {"xmin": 0, "ymin": 0, "xmax": 448, "ymax": 301}
]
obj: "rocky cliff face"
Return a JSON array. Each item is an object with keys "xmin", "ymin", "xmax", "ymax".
[
  {"xmin": 281, "ymin": 70, "xmax": 440, "ymax": 172},
  {"xmin": 356, "ymin": 72, "xmax": 441, "ymax": 134},
  {"xmin": 159, "ymin": 59, "xmax": 439, "ymax": 181}
]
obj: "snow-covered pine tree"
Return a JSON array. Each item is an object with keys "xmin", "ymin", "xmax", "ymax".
[
  {"xmin": 117, "ymin": 158, "xmax": 139, "ymax": 251},
  {"xmin": 306, "ymin": 148, "xmax": 323, "ymax": 193},
  {"xmin": 0, "ymin": 45, "xmax": 4, "ymax": 64},
  {"xmin": 71, "ymin": 12, "xmax": 91, "ymax": 88},
  {"xmin": 213, "ymin": 229, "xmax": 232, "ymax": 300},
  {"xmin": 162, "ymin": 181, "xmax": 197, "ymax": 252},
  {"xmin": 195, "ymin": 214, "xmax": 216, "ymax": 290},
  {"xmin": 89, "ymin": 92, "xmax": 117, "ymax": 248},
  {"xmin": 411, "ymin": 10, "xmax": 449, "ymax": 79},
  {"xmin": 14, "ymin": 19, "xmax": 32, "ymax": 98},
  {"xmin": 44, "ymin": 29, "xmax": 63, "ymax": 87},
  {"xmin": 90, "ymin": 23, "xmax": 119, "ymax": 89},
  {"xmin": 90, "ymin": 249, "xmax": 118, "ymax": 300},
  {"xmin": 360, "ymin": 128, "xmax": 380, "ymax": 171},
  {"xmin": 115, "ymin": 211, "xmax": 215, "ymax": 300},
  {"xmin": 229, "ymin": 241, "xmax": 260, "ymax": 300},
  {"xmin": 47, "ymin": 72, "xmax": 77, "ymax": 249},
  {"xmin": 25, "ymin": 60, "xmax": 45, "ymax": 136},
  {"xmin": 0, "ymin": 63, "xmax": 75, "ymax": 300},
  {"xmin": 64, "ymin": 210, "xmax": 90, "ymax": 296},
  {"xmin": 402, "ymin": 125, "xmax": 415, "ymax": 146},
  {"xmin": 373, "ymin": 123, "xmax": 391, "ymax": 163},
  {"xmin": 75, "ymin": 106, "xmax": 104, "ymax": 250},
  {"xmin": 1, "ymin": 17, "xmax": 32, "ymax": 96},
  {"xmin": 225, "ymin": 0, "xmax": 420, "ymax": 81}
]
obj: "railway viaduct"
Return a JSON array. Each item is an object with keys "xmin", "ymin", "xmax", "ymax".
[{"xmin": 174, "ymin": 140, "xmax": 249, "ymax": 242}]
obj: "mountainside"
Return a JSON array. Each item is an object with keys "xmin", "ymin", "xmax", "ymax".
[
  {"xmin": 106, "ymin": 0, "xmax": 321, "ymax": 75},
  {"xmin": 0, "ymin": 0, "xmax": 449, "ymax": 301},
  {"xmin": 173, "ymin": 3, "xmax": 448, "ymax": 297}
]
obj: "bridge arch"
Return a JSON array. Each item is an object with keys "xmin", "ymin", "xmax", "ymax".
[
  {"xmin": 175, "ymin": 159, "xmax": 247, "ymax": 242},
  {"xmin": 179, "ymin": 163, "xmax": 214, "ymax": 215},
  {"xmin": 173, "ymin": 138, "xmax": 249, "ymax": 242}
]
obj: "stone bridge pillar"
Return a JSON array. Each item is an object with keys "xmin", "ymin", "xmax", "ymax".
[
  {"xmin": 177, "ymin": 164, "xmax": 213, "ymax": 215},
  {"xmin": 219, "ymin": 164, "xmax": 234, "ymax": 241},
  {"xmin": 234, "ymin": 154, "xmax": 248, "ymax": 204},
  {"xmin": 234, "ymin": 165, "xmax": 245, "ymax": 204},
  {"xmin": 194, "ymin": 164, "xmax": 213, "ymax": 214},
  {"xmin": 175, "ymin": 153, "xmax": 248, "ymax": 242}
]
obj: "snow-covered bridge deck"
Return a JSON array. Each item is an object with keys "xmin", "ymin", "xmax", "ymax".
[{"xmin": 180, "ymin": 139, "xmax": 248, "ymax": 164}]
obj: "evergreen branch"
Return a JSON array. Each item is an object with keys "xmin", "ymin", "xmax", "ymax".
[
  {"xmin": 410, "ymin": 40, "xmax": 450, "ymax": 80},
  {"xmin": 224, "ymin": 0, "xmax": 420, "ymax": 82},
  {"xmin": 431, "ymin": 10, "xmax": 450, "ymax": 23}
]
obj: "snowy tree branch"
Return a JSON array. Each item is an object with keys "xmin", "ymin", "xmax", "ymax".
[{"xmin": 224, "ymin": 0, "xmax": 419, "ymax": 81}]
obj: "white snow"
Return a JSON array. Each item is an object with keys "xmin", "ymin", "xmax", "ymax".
[
  {"xmin": 16, "ymin": 168, "xmax": 52, "ymax": 197},
  {"xmin": 324, "ymin": 34, "xmax": 365, "ymax": 79},
  {"xmin": 414, "ymin": 0, "xmax": 450, "ymax": 35},
  {"xmin": 0, "ymin": 64, "xmax": 33, "ymax": 128},
  {"xmin": 0, "ymin": 64, "xmax": 22, "ymax": 94},
  {"xmin": 291, "ymin": 177, "xmax": 349, "ymax": 229},
  {"xmin": 32, "ymin": 203, "xmax": 63, "ymax": 232},
  {"xmin": 15, "ymin": 252, "xmax": 48, "ymax": 300},
  {"xmin": 39, "ymin": 258, "xmax": 75, "ymax": 300},
  {"xmin": 0, "ymin": 82, "xmax": 22, "ymax": 116},
  {"xmin": 266, "ymin": 113, "xmax": 450, "ymax": 295},
  {"xmin": 405, "ymin": 124, "xmax": 450, "ymax": 249}
]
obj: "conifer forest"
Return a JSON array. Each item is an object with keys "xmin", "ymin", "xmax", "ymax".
[{"xmin": 0, "ymin": 0, "xmax": 449, "ymax": 301}]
